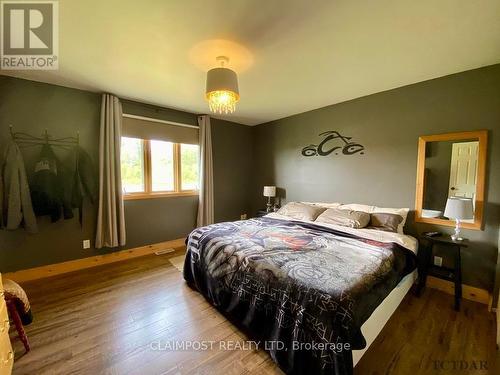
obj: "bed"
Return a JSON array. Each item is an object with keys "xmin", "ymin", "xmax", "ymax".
[{"xmin": 183, "ymin": 207, "xmax": 417, "ymax": 375}]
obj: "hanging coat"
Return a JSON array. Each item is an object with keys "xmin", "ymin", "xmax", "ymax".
[
  {"xmin": 71, "ymin": 146, "xmax": 96, "ymax": 224},
  {"xmin": 1, "ymin": 142, "xmax": 37, "ymax": 232},
  {"xmin": 30, "ymin": 144, "xmax": 74, "ymax": 222}
]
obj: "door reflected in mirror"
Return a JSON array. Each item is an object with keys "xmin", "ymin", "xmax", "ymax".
[{"xmin": 423, "ymin": 140, "xmax": 478, "ymax": 222}]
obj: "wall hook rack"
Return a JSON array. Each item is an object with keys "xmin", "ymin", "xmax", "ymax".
[{"xmin": 9, "ymin": 125, "xmax": 80, "ymax": 147}]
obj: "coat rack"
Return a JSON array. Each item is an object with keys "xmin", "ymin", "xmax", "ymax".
[{"xmin": 9, "ymin": 125, "xmax": 79, "ymax": 148}]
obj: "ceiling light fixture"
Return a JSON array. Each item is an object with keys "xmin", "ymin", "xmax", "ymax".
[{"xmin": 205, "ymin": 56, "xmax": 239, "ymax": 114}]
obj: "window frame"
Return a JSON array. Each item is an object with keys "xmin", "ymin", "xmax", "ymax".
[{"xmin": 122, "ymin": 139, "xmax": 199, "ymax": 200}]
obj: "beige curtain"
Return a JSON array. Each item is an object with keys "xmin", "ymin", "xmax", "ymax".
[
  {"xmin": 196, "ymin": 115, "xmax": 214, "ymax": 227},
  {"xmin": 95, "ymin": 94, "xmax": 126, "ymax": 248}
]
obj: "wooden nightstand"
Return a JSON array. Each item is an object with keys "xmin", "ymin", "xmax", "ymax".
[
  {"xmin": 255, "ymin": 209, "xmax": 269, "ymax": 218},
  {"xmin": 417, "ymin": 234, "xmax": 468, "ymax": 311}
]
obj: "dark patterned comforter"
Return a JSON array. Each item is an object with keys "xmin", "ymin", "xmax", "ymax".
[{"xmin": 184, "ymin": 217, "xmax": 417, "ymax": 375}]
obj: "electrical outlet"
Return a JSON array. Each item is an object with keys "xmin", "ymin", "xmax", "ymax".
[
  {"xmin": 240, "ymin": 213, "xmax": 247, "ymax": 220},
  {"xmin": 433, "ymin": 256, "xmax": 443, "ymax": 267},
  {"xmin": 83, "ymin": 240, "xmax": 91, "ymax": 249}
]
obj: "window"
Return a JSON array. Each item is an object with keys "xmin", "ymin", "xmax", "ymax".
[
  {"xmin": 121, "ymin": 137, "xmax": 145, "ymax": 193},
  {"xmin": 151, "ymin": 140, "xmax": 175, "ymax": 192},
  {"xmin": 180, "ymin": 143, "xmax": 200, "ymax": 191},
  {"xmin": 121, "ymin": 137, "xmax": 199, "ymax": 199}
]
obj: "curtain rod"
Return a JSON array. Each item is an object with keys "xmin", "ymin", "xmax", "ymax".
[{"xmin": 122, "ymin": 113, "xmax": 199, "ymax": 129}]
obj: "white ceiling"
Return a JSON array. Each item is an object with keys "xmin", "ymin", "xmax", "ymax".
[{"xmin": 2, "ymin": 0, "xmax": 500, "ymax": 125}]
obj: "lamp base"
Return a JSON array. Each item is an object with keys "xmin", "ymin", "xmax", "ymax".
[
  {"xmin": 451, "ymin": 219, "xmax": 463, "ymax": 241},
  {"xmin": 266, "ymin": 197, "xmax": 273, "ymax": 213}
]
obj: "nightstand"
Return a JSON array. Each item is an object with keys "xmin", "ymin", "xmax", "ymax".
[
  {"xmin": 255, "ymin": 209, "xmax": 269, "ymax": 218},
  {"xmin": 417, "ymin": 234, "xmax": 468, "ymax": 311}
]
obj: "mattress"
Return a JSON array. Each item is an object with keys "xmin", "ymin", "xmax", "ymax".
[{"xmin": 353, "ymin": 269, "xmax": 417, "ymax": 365}]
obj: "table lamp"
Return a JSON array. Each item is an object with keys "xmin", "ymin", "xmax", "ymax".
[
  {"xmin": 444, "ymin": 197, "xmax": 474, "ymax": 241},
  {"xmin": 263, "ymin": 186, "xmax": 276, "ymax": 213}
]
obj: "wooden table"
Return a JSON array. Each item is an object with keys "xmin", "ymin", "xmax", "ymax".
[
  {"xmin": 255, "ymin": 209, "xmax": 270, "ymax": 217},
  {"xmin": 417, "ymin": 234, "xmax": 468, "ymax": 311}
]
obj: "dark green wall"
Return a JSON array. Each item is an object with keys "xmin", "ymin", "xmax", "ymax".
[
  {"xmin": 0, "ymin": 76, "xmax": 253, "ymax": 272},
  {"xmin": 252, "ymin": 64, "xmax": 500, "ymax": 291},
  {"xmin": 0, "ymin": 77, "xmax": 101, "ymax": 271},
  {"xmin": 212, "ymin": 118, "xmax": 254, "ymax": 222}
]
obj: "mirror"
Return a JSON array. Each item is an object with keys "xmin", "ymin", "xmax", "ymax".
[{"xmin": 415, "ymin": 130, "xmax": 487, "ymax": 230}]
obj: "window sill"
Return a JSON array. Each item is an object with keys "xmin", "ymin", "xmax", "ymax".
[{"xmin": 124, "ymin": 191, "xmax": 199, "ymax": 200}]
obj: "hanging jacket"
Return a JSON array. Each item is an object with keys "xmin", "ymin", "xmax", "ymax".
[
  {"xmin": 1, "ymin": 142, "xmax": 37, "ymax": 232},
  {"xmin": 30, "ymin": 145, "xmax": 95, "ymax": 224},
  {"xmin": 71, "ymin": 146, "xmax": 96, "ymax": 224},
  {"xmin": 30, "ymin": 144, "xmax": 73, "ymax": 222}
]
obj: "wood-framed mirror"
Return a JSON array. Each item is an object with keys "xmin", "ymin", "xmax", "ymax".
[{"xmin": 415, "ymin": 130, "xmax": 488, "ymax": 230}]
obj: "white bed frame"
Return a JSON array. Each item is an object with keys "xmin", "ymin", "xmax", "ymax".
[{"xmin": 353, "ymin": 270, "xmax": 417, "ymax": 366}]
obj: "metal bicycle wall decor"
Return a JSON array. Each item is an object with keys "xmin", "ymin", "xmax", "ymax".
[{"xmin": 301, "ymin": 131, "xmax": 365, "ymax": 157}]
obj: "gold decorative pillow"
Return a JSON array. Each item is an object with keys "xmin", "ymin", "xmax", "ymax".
[
  {"xmin": 315, "ymin": 208, "xmax": 370, "ymax": 228},
  {"xmin": 276, "ymin": 202, "xmax": 327, "ymax": 221}
]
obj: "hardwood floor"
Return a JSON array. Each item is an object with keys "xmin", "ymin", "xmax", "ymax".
[
  {"xmin": 354, "ymin": 286, "xmax": 498, "ymax": 375},
  {"xmin": 9, "ymin": 253, "xmax": 498, "ymax": 375}
]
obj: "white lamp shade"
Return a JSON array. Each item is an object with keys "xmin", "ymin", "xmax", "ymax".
[
  {"xmin": 263, "ymin": 186, "xmax": 276, "ymax": 197},
  {"xmin": 444, "ymin": 197, "xmax": 474, "ymax": 220}
]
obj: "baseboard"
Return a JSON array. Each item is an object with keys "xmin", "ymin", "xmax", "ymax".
[
  {"xmin": 427, "ymin": 276, "xmax": 490, "ymax": 305},
  {"xmin": 3, "ymin": 238, "xmax": 186, "ymax": 284}
]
